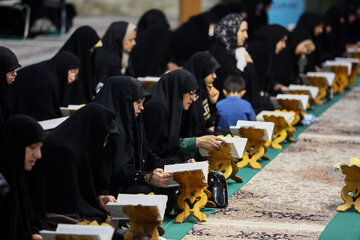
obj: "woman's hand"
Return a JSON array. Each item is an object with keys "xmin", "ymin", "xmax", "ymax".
[
  {"xmin": 150, "ymin": 168, "xmax": 171, "ymax": 187},
  {"xmin": 245, "ymin": 53, "xmax": 253, "ymax": 63},
  {"xmin": 98, "ymin": 195, "xmax": 117, "ymax": 212},
  {"xmin": 207, "ymin": 85, "xmax": 219, "ymax": 104},
  {"xmin": 196, "ymin": 135, "xmax": 225, "ymax": 151},
  {"xmin": 186, "ymin": 158, "xmax": 196, "ymax": 163},
  {"xmin": 32, "ymin": 234, "xmax": 43, "ymax": 240}
]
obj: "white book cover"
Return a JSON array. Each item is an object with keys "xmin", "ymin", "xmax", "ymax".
[
  {"xmin": 256, "ymin": 110, "xmax": 295, "ymax": 125},
  {"xmin": 288, "ymin": 84, "xmax": 319, "ymax": 99},
  {"xmin": 335, "ymin": 57, "xmax": 360, "ymax": 63},
  {"xmin": 60, "ymin": 104, "xmax": 84, "ymax": 116},
  {"xmin": 198, "ymin": 137, "xmax": 247, "ymax": 159},
  {"xmin": 38, "ymin": 116, "xmax": 68, "ymax": 131},
  {"xmin": 40, "ymin": 224, "xmax": 114, "ymax": 240},
  {"xmin": 137, "ymin": 76, "xmax": 160, "ymax": 82},
  {"xmin": 230, "ymin": 120, "xmax": 274, "ymax": 141},
  {"xmin": 323, "ymin": 60, "xmax": 351, "ymax": 75},
  {"xmin": 107, "ymin": 194, "xmax": 168, "ymax": 220},
  {"xmin": 276, "ymin": 94, "xmax": 309, "ymax": 110},
  {"xmin": 163, "ymin": 161, "xmax": 208, "ymax": 187},
  {"xmin": 347, "ymin": 48, "xmax": 360, "ymax": 53},
  {"xmin": 306, "ymin": 72, "xmax": 335, "ymax": 86}
]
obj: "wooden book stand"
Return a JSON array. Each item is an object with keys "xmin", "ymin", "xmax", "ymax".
[
  {"xmin": 331, "ymin": 65, "xmax": 349, "ymax": 94},
  {"xmin": 336, "ymin": 164, "xmax": 360, "ymax": 213},
  {"xmin": 307, "ymin": 76, "xmax": 328, "ymax": 105},
  {"xmin": 276, "ymin": 100, "xmax": 304, "ymax": 128},
  {"xmin": 263, "ymin": 114, "xmax": 296, "ymax": 150}
]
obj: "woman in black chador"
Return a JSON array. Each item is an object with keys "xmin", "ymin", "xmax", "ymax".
[
  {"xmin": 93, "ymin": 76, "xmax": 171, "ymax": 196},
  {"xmin": 41, "ymin": 103, "xmax": 119, "ymax": 222},
  {"xmin": 58, "ymin": 25, "xmax": 101, "ymax": 104},
  {"xmin": 93, "ymin": 21, "xmax": 136, "ymax": 89},
  {"xmin": 0, "ymin": 115, "xmax": 44, "ymax": 240},
  {"xmin": 247, "ymin": 24, "xmax": 288, "ymax": 94},
  {"xmin": 0, "ymin": 46, "xmax": 21, "ymax": 128},
  {"xmin": 11, "ymin": 51, "xmax": 81, "ymax": 121},
  {"xmin": 181, "ymin": 51, "xmax": 220, "ymax": 137}
]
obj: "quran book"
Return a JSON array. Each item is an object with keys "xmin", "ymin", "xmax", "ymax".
[
  {"xmin": 256, "ymin": 110, "xmax": 295, "ymax": 125},
  {"xmin": 38, "ymin": 116, "xmax": 68, "ymax": 131},
  {"xmin": 230, "ymin": 120, "xmax": 274, "ymax": 141},
  {"xmin": 198, "ymin": 136, "xmax": 247, "ymax": 159},
  {"xmin": 287, "ymin": 84, "xmax": 319, "ymax": 99},
  {"xmin": 306, "ymin": 72, "xmax": 335, "ymax": 86},
  {"xmin": 60, "ymin": 104, "xmax": 84, "ymax": 116},
  {"xmin": 276, "ymin": 94, "xmax": 309, "ymax": 111},
  {"xmin": 164, "ymin": 161, "xmax": 209, "ymax": 187},
  {"xmin": 40, "ymin": 224, "xmax": 114, "ymax": 240}
]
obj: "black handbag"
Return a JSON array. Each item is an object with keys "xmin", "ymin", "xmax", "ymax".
[{"xmin": 207, "ymin": 171, "xmax": 228, "ymax": 208}]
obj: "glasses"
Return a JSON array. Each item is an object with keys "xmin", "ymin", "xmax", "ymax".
[{"xmin": 189, "ymin": 91, "xmax": 199, "ymax": 101}]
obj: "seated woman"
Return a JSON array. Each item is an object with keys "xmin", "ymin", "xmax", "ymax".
[
  {"xmin": 209, "ymin": 13, "xmax": 263, "ymax": 113},
  {"xmin": 270, "ymin": 30, "xmax": 316, "ymax": 91},
  {"xmin": 58, "ymin": 25, "xmax": 101, "ymax": 104},
  {"xmin": 11, "ymin": 51, "xmax": 81, "ymax": 121},
  {"xmin": 93, "ymin": 21, "xmax": 136, "ymax": 91},
  {"xmin": 181, "ymin": 51, "xmax": 220, "ymax": 137},
  {"xmin": 142, "ymin": 69, "xmax": 224, "ymax": 162},
  {"xmin": 247, "ymin": 24, "xmax": 288, "ymax": 95},
  {"xmin": 0, "ymin": 46, "xmax": 21, "ymax": 128},
  {"xmin": 41, "ymin": 103, "xmax": 119, "ymax": 223},
  {"xmin": 0, "ymin": 115, "xmax": 44, "ymax": 240},
  {"xmin": 93, "ymin": 76, "xmax": 174, "ymax": 211}
]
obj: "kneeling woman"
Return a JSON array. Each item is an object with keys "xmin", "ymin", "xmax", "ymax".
[{"xmin": 93, "ymin": 76, "xmax": 172, "ymax": 196}]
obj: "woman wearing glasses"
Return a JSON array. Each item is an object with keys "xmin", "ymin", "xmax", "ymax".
[{"xmin": 143, "ymin": 69, "xmax": 224, "ymax": 164}]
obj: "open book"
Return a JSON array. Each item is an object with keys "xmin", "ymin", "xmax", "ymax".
[
  {"xmin": 323, "ymin": 60, "xmax": 351, "ymax": 75},
  {"xmin": 229, "ymin": 120, "xmax": 274, "ymax": 141},
  {"xmin": 163, "ymin": 161, "xmax": 209, "ymax": 187},
  {"xmin": 287, "ymin": 84, "xmax": 319, "ymax": 99},
  {"xmin": 106, "ymin": 194, "xmax": 168, "ymax": 220},
  {"xmin": 60, "ymin": 104, "xmax": 84, "ymax": 116},
  {"xmin": 275, "ymin": 94, "xmax": 310, "ymax": 111},
  {"xmin": 38, "ymin": 116, "xmax": 68, "ymax": 131},
  {"xmin": 198, "ymin": 136, "xmax": 247, "ymax": 159},
  {"xmin": 256, "ymin": 110, "xmax": 295, "ymax": 125},
  {"xmin": 137, "ymin": 76, "xmax": 160, "ymax": 82},
  {"xmin": 335, "ymin": 57, "xmax": 360, "ymax": 64},
  {"xmin": 306, "ymin": 72, "xmax": 335, "ymax": 86},
  {"xmin": 40, "ymin": 224, "xmax": 114, "ymax": 240}
]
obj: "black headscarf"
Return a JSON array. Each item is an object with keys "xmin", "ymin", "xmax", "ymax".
[
  {"xmin": 131, "ymin": 24, "xmax": 173, "ymax": 77},
  {"xmin": 243, "ymin": 0, "xmax": 272, "ymax": 39},
  {"xmin": 168, "ymin": 11, "xmax": 219, "ymax": 66},
  {"xmin": 59, "ymin": 25, "xmax": 100, "ymax": 104},
  {"xmin": 142, "ymin": 69, "xmax": 198, "ymax": 158},
  {"xmin": 181, "ymin": 52, "xmax": 220, "ymax": 137},
  {"xmin": 248, "ymin": 24, "xmax": 288, "ymax": 91},
  {"xmin": 324, "ymin": 6, "xmax": 347, "ymax": 57},
  {"xmin": 136, "ymin": 9, "xmax": 170, "ymax": 34},
  {"xmin": 0, "ymin": 115, "xmax": 43, "ymax": 240},
  {"xmin": 270, "ymin": 30, "xmax": 312, "ymax": 88},
  {"xmin": 295, "ymin": 12, "xmax": 324, "ymax": 38},
  {"xmin": 0, "ymin": 46, "xmax": 21, "ymax": 126},
  {"xmin": 11, "ymin": 51, "xmax": 81, "ymax": 121},
  {"xmin": 93, "ymin": 21, "xmax": 135, "ymax": 85},
  {"xmin": 93, "ymin": 76, "xmax": 166, "ymax": 194},
  {"xmin": 42, "ymin": 103, "xmax": 118, "ymax": 220}
]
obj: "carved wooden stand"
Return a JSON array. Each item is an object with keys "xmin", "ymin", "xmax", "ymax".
[
  {"xmin": 277, "ymin": 99, "xmax": 305, "ymax": 128},
  {"xmin": 123, "ymin": 204, "xmax": 162, "ymax": 240},
  {"xmin": 349, "ymin": 62, "xmax": 358, "ymax": 85},
  {"xmin": 173, "ymin": 170, "xmax": 208, "ymax": 223},
  {"xmin": 208, "ymin": 142, "xmax": 243, "ymax": 182},
  {"xmin": 331, "ymin": 66, "xmax": 349, "ymax": 94},
  {"xmin": 263, "ymin": 115, "xmax": 296, "ymax": 150},
  {"xmin": 307, "ymin": 76, "xmax": 328, "ymax": 105},
  {"xmin": 236, "ymin": 127, "xmax": 268, "ymax": 169},
  {"xmin": 336, "ymin": 164, "xmax": 360, "ymax": 213},
  {"xmin": 289, "ymin": 90, "xmax": 311, "ymax": 109}
]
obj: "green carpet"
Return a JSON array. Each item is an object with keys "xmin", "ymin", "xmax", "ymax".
[{"xmin": 162, "ymin": 78, "xmax": 360, "ymax": 240}]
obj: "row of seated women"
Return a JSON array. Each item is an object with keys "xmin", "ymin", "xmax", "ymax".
[{"xmin": 1, "ymin": 2, "xmax": 360, "ymax": 239}]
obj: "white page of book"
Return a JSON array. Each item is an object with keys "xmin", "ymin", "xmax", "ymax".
[
  {"xmin": 163, "ymin": 161, "xmax": 208, "ymax": 187},
  {"xmin": 40, "ymin": 224, "xmax": 114, "ymax": 240},
  {"xmin": 198, "ymin": 137, "xmax": 247, "ymax": 159},
  {"xmin": 106, "ymin": 194, "xmax": 167, "ymax": 220},
  {"xmin": 38, "ymin": 116, "xmax": 68, "ymax": 131},
  {"xmin": 256, "ymin": 110, "xmax": 295, "ymax": 124},
  {"xmin": 60, "ymin": 105, "xmax": 84, "ymax": 116},
  {"xmin": 335, "ymin": 57, "xmax": 360, "ymax": 63},
  {"xmin": 347, "ymin": 48, "xmax": 360, "ymax": 53},
  {"xmin": 229, "ymin": 120, "xmax": 274, "ymax": 141},
  {"xmin": 323, "ymin": 60, "xmax": 351, "ymax": 75},
  {"xmin": 306, "ymin": 72, "xmax": 335, "ymax": 86},
  {"xmin": 137, "ymin": 76, "xmax": 160, "ymax": 82},
  {"xmin": 276, "ymin": 94, "xmax": 309, "ymax": 110},
  {"xmin": 270, "ymin": 96, "xmax": 281, "ymax": 109},
  {"xmin": 40, "ymin": 230, "xmax": 101, "ymax": 240},
  {"xmin": 288, "ymin": 84, "xmax": 319, "ymax": 99}
]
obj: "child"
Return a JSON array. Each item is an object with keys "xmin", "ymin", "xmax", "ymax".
[{"xmin": 216, "ymin": 75, "xmax": 256, "ymax": 129}]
